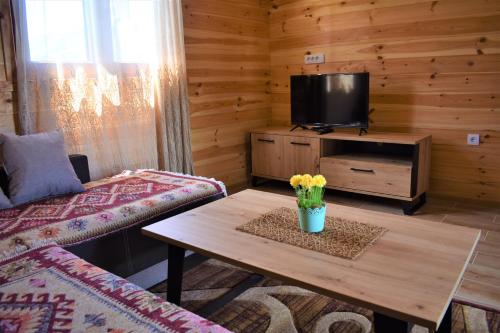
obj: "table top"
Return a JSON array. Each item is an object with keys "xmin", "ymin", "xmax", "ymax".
[
  {"xmin": 142, "ymin": 189, "xmax": 480, "ymax": 330},
  {"xmin": 252, "ymin": 126, "xmax": 431, "ymax": 144}
]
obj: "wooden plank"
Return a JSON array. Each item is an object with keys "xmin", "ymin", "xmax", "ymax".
[
  {"xmin": 143, "ymin": 189, "xmax": 480, "ymax": 330},
  {"xmin": 271, "ymin": 73, "xmax": 500, "ymax": 94},
  {"xmin": 184, "ymin": 0, "xmax": 271, "ymax": 188},
  {"xmin": 184, "ymin": 0, "xmax": 269, "ymax": 23},
  {"xmin": 270, "ymin": 0, "xmax": 500, "ymax": 39},
  {"xmin": 0, "ymin": 0, "xmax": 14, "ymax": 82},
  {"xmin": 0, "ymin": 1, "xmax": 16, "ymax": 134},
  {"xmin": 271, "ymin": 54, "xmax": 500, "ymax": 77},
  {"xmin": 183, "ymin": 12, "xmax": 269, "ymax": 38},
  {"xmin": 271, "ymin": 16, "xmax": 500, "ymax": 52}
]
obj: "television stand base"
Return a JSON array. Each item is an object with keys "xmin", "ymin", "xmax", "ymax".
[
  {"xmin": 359, "ymin": 128, "xmax": 368, "ymax": 136},
  {"xmin": 290, "ymin": 124, "xmax": 334, "ymax": 135},
  {"xmin": 313, "ymin": 127, "xmax": 334, "ymax": 135},
  {"xmin": 290, "ymin": 124, "xmax": 308, "ymax": 132},
  {"xmin": 312, "ymin": 127, "xmax": 335, "ymax": 135}
]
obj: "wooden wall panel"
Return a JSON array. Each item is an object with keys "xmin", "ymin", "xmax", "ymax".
[
  {"xmin": 183, "ymin": 0, "xmax": 271, "ymax": 191},
  {"xmin": 1, "ymin": 0, "xmax": 496, "ymax": 202},
  {"xmin": 0, "ymin": 1, "xmax": 16, "ymax": 134},
  {"xmin": 269, "ymin": 0, "xmax": 500, "ymax": 202}
]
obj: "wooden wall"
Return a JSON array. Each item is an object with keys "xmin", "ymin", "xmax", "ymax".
[
  {"xmin": 0, "ymin": 1, "xmax": 16, "ymax": 134},
  {"xmin": 1, "ymin": 0, "xmax": 498, "ymax": 201},
  {"xmin": 183, "ymin": 0, "xmax": 272, "ymax": 191},
  {"xmin": 269, "ymin": 0, "xmax": 500, "ymax": 202}
]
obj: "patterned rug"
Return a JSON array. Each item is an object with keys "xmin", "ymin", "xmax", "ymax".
[
  {"xmin": 150, "ymin": 258, "xmax": 500, "ymax": 333},
  {"xmin": 0, "ymin": 170, "xmax": 225, "ymax": 253}
]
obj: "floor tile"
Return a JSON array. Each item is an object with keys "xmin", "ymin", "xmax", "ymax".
[
  {"xmin": 477, "ymin": 240, "xmax": 500, "ymax": 257},
  {"xmin": 463, "ymin": 263, "xmax": 500, "ymax": 288},
  {"xmin": 474, "ymin": 253, "xmax": 500, "ymax": 270},
  {"xmin": 455, "ymin": 279, "xmax": 500, "ymax": 311}
]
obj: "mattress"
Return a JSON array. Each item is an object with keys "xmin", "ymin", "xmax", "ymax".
[{"xmin": 0, "ymin": 170, "xmax": 226, "ymax": 254}]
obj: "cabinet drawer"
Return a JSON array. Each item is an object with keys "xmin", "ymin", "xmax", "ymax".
[
  {"xmin": 320, "ymin": 155, "xmax": 412, "ymax": 197},
  {"xmin": 251, "ymin": 133, "xmax": 284, "ymax": 179}
]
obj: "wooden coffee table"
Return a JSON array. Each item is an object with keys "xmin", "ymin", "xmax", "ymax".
[{"xmin": 142, "ymin": 189, "xmax": 480, "ymax": 333}]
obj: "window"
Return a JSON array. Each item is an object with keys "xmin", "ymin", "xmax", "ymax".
[
  {"xmin": 25, "ymin": 0, "xmax": 158, "ymax": 64},
  {"xmin": 110, "ymin": 0, "xmax": 158, "ymax": 63},
  {"xmin": 26, "ymin": 0, "xmax": 89, "ymax": 62}
]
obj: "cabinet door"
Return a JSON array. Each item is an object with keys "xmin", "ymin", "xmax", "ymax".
[
  {"xmin": 251, "ymin": 134, "xmax": 284, "ymax": 178},
  {"xmin": 283, "ymin": 136, "xmax": 320, "ymax": 176}
]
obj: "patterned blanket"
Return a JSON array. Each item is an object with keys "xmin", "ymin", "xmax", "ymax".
[
  {"xmin": 0, "ymin": 243, "xmax": 230, "ymax": 332},
  {"xmin": 0, "ymin": 170, "xmax": 225, "ymax": 254}
]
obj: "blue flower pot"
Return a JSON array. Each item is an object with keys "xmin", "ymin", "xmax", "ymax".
[{"xmin": 297, "ymin": 205, "xmax": 326, "ymax": 233}]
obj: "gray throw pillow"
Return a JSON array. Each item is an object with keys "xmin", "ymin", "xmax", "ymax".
[
  {"xmin": 1, "ymin": 131, "xmax": 84, "ymax": 205},
  {"xmin": 0, "ymin": 189, "xmax": 11, "ymax": 209}
]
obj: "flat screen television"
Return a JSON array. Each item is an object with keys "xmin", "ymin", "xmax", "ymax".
[{"xmin": 291, "ymin": 72, "xmax": 369, "ymax": 130}]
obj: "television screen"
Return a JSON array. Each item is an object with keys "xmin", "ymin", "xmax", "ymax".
[{"xmin": 291, "ymin": 73, "xmax": 369, "ymax": 128}]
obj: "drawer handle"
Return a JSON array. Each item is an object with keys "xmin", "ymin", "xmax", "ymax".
[
  {"xmin": 291, "ymin": 142, "xmax": 311, "ymax": 146},
  {"xmin": 258, "ymin": 139, "xmax": 275, "ymax": 143},
  {"xmin": 350, "ymin": 167, "xmax": 374, "ymax": 173}
]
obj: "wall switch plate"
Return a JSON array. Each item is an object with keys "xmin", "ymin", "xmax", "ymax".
[
  {"xmin": 467, "ymin": 134, "xmax": 480, "ymax": 146},
  {"xmin": 305, "ymin": 53, "xmax": 325, "ymax": 64}
]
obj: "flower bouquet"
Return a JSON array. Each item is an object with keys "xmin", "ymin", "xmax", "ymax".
[{"xmin": 290, "ymin": 174, "xmax": 327, "ymax": 232}]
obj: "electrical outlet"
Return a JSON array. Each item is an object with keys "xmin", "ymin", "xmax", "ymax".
[
  {"xmin": 304, "ymin": 53, "xmax": 325, "ymax": 64},
  {"xmin": 467, "ymin": 134, "xmax": 480, "ymax": 146}
]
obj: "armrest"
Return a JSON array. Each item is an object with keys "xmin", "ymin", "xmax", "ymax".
[
  {"xmin": 69, "ymin": 154, "xmax": 91, "ymax": 184},
  {"xmin": 0, "ymin": 168, "xmax": 7, "ymax": 195}
]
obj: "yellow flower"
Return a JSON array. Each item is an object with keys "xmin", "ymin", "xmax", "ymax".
[
  {"xmin": 300, "ymin": 174, "xmax": 313, "ymax": 189},
  {"xmin": 312, "ymin": 175, "xmax": 327, "ymax": 187},
  {"xmin": 290, "ymin": 175, "xmax": 302, "ymax": 188}
]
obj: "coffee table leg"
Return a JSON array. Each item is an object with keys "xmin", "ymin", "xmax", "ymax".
[
  {"xmin": 167, "ymin": 244, "xmax": 185, "ymax": 305},
  {"xmin": 436, "ymin": 303, "xmax": 452, "ymax": 333},
  {"xmin": 373, "ymin": 312, "xmax": 410, "ymax": 333},
  {"xmin": 374, "ymin": 303, "xmax": 451, "ymax": 333}
]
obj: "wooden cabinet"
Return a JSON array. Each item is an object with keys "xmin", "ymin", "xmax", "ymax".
[
  {"xmin": 283, "ymin": 136, "xmax": 320, "ymax": 176},
  {"xmin": 251, "ymin": 127, "xmax": 432, "ymax": 215},
  {"xmin": 251, "ymin": 133, "xmax": 284, "ymax": 179}
]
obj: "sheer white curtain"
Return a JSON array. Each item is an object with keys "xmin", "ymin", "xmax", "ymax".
[{"xmin": 12, "ymin": 0, "xmax": 193, "ymax": 179}]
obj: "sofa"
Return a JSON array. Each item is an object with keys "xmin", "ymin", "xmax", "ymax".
[{"xmin": 0, "ymin": 154, "xmax": 226, "ymax": 279}]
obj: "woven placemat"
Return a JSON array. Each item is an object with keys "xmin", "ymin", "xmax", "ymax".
[{"xmin": 236, "ymin": 207, "xmax": 388, "ymax": 260}]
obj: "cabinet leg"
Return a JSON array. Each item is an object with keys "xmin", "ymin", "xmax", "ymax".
[
  {"xmin": 402, "ymin": 193, "xmax": 427, "ymax": 215},
  {"xmin": 421, "ymin": 192, "xmax": 427, "ymax": 205}
]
